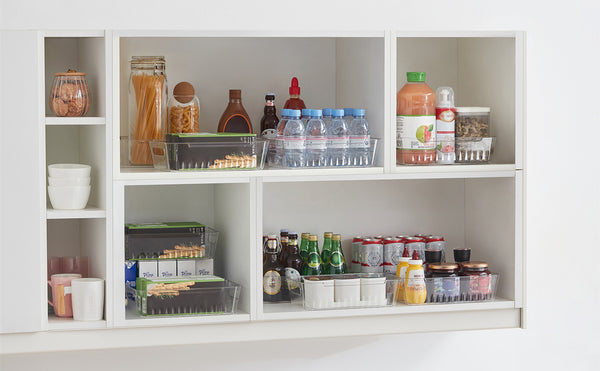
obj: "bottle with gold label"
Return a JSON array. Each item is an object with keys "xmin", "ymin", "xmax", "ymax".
[
  {"xmin": 302, "ymin": 235, "xmax": 323, "ymax": 276},
  {"xmin": 320, "ymin": 232, "xmax": 333, "ymax": 271},
  {"xmin": 217, "ymin": 89, "xmax": 253, "ymax": 133},
  {"xmin": 299, "ymin": 233, "xmax": 310, "ymax": 261},
  {"xmin": 263, "ymin": 234, "xmax": 286, "ymax": 302}
]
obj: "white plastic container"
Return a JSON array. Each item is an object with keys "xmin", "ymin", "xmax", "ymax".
[
  {"xmin": 48, "ymin": 176, "xmax": 90, "ymax": 186},
  {"xmin": 303, "ymin": 277, "xmax": 334, "ymax": 309},
  {"xmin": 360, "ymin": 276, "xmax": 386, "ymax": 304},
  {"xmin": 334, "ymin": 277, "xmax": 360, "ymax": 305}
]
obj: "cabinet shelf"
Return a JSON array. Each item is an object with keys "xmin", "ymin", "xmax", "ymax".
[
  {"xmin": 45, "ymin": 117, "xmax": 106, "ymax": 126},
  {"xmin": 261, "ymin": 298, "xmax": 516, "ymax": 321},
  {"xmin": 46, "ymin": 206, "xmax": 106, "ymax": 219},
  {"xmin": 48, "ymin": 316, "xmax": 107, "ymax": 331},
  {"xmin": 121, "ymin": 306, "xmax": 250, "ymax": 328}
]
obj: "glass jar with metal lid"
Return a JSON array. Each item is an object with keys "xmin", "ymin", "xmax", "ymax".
[
  {"xmin": 425, "ymin": 263, "xmax": 460, "ymax": 302},
  {"xmin": 128, "ymin": 56, "xmax": 168, "ymax": 165},
  {"xmin": 459, "ymin": 261, "xmax": 492, "ymax": 300}
]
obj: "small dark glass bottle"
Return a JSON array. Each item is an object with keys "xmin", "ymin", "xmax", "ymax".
[
  {"xmin": 217, "ymin": 89, "xmax": 252, "ymax": 133},
  {"xmin": 263, "ymin": 235, "xmax": 287, "ymax": 302},
  {"xmin": 285, "ymin": 232, "xmax": 303, "ymax": 297},
  {"xmin": 260, "ymin": 93, "xmax": 279, "ymax": 139}
]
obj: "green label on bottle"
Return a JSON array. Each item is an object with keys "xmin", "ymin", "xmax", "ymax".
[
  {"xmin": 329, "ymin": 251, "xmax": 345, "ymax": 267},
  {"xmin": 307, "ymin": 252, "xmax": 321, "ymax": 268}
]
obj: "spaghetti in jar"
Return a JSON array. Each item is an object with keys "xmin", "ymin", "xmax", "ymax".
[{"xmin": 128, "ymin": 56, "xmax": 167, "ymax": 165}]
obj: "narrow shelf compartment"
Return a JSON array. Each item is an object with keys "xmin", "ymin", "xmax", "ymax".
[
  {"xmin": 48, "ymin": 316, "xmax": 107, "ymax": 331},
  {"xmin": 261, "ymin": 297, "xmax": 515, "ymax": 321},
  {"xmin": 47, "ymin": 206, "xmax": 106, "ymax": 219},
  {"xmin": 46, "ymin": 117, "xmax": 105, "ymax": 126}
]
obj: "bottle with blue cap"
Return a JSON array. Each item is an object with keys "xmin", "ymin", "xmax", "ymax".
[
  {"xmin": 348, "ymin": 108, "xmax": 371, "ymax": 166},
  {"xmin": 271, "ymin": 109, "xmax": 292, "ymax": 167},
  {"xmin": 322, "ymin": 108, "xmax": 333, "ymax": 129},
  {"xmin": 343, "ymin": 108, "xmax": 354, "ymax": 126},
  {"xmin": 283, "ymin": 109, "xmax": 305, "ymax": 167},
  {"xmin": 304, "ymin": 109, "xmax": 328, "ymax": 167},
  {"xmin": 327, "ymin": 109, "xmax": 350, "ymax": 166},
  {"xmin": 301, "ymin": 108, "xmax": 312, "ymax": 127}
]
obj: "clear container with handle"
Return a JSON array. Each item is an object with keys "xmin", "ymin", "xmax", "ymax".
[{"xmin": 128, "ymin": 56, "xmax": 168, "ymax": 165}]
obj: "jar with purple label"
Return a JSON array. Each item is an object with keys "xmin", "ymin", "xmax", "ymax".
[
  {"xmin": 425, "ymin": 263, "xmax": 460, "ymax": 303},
  {"xmin": 383, "ymin": 238, "xmax": 404, "ymax": 274},
  {"xmin": 360, "ymin": 239, "xmax": 383, "ymax": 273}
]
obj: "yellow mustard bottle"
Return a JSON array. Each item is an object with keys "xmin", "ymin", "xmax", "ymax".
[
  {"xmin": 395, "ymin": 256, "xmax": 410, "ymax": 303},
  {"xmin": 405, "ymin": 255, "xmax": 426, "ymax": 304}
]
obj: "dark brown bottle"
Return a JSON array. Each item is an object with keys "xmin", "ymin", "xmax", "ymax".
[
  {"xmin": 217, "ymin": 89, "xmax": 253, "ymax": 133},
  {"xmin": 278, "ymin": 229, "xmax": 289, "ymax": 266},
  {"xmin": 285, "ymin": 232, "xmax": 303, "ymax": 299},
  {"xmin": 260, "ymin": 93, "xmax": 279, "ymax": 139},
  {"xmin": 263, "ymin": 235, "xmax": 287, "ymax": 302}
]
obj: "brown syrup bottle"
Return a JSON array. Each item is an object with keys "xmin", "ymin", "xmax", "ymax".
[{"xmin": 217, "ymin": 89, "xmax": 253, "ymax": 133}]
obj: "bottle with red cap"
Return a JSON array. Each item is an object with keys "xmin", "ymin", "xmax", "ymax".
[
  {"xmin": 395, "ymin": 245, "xmax": 411, "ymax": 303},
  {"xmin": 405, "ymin": 250, "xmax": 427, "ymax": 304},
  {"xmin": 283, "ymin": 77, "xmax": 306, "ymax": 110}
]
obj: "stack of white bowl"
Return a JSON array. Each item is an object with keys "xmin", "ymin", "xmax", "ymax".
[{"xmin": 48, "ymin": 164, "xmax": 91, "ymax": 210}]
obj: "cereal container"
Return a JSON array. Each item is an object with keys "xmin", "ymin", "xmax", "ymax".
[
  {"xmin": 168, "ymin": 82, "xmax": 200, "ymax": 134},
  {"xmin": 50, "ymin": 70, "xmax": 91, "ymax": 117}
]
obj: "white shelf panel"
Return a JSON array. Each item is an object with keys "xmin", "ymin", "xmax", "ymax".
[
  {"xmin": 42, "ymin": 30, "xmax": 105, "ymax": 38},
  {"xmin": 3, "ymin": 307, "xmax": 520, "ymax": 354},
  {"xmin": 261, "ymin": 298, "xmax": 516, "ymax": 321},
  {"xmin": 115, "ymin": 30, "xmax": 385, "ymax": 38},
  {"xmin": 120, "ymin": 305, "xmax": 250, "ymax": 328},
  {"xmin": 45, "ymin": 117, "xmax": 105, "ymax": 126},
  {"xmin": 392, "ymin": 164, "xmax": 516, "ymax": 179},
  {"xmin": 48, "ymin": 316, "xmax": 107, "ymax": 331},
  {"xmin": 46, "ymin": 206, "xmax": 106, "ymax": 219}
]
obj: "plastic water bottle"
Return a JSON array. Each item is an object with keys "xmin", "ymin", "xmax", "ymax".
[
  {"xmin": 283, "ymin": 109, "xmax": 305, "ymax": 168},
  {"xmin": 301, "ymin": 108, "xmax": 312, "ymax": 127},
  {"xmin": 272, "ymin": 109, "xmax": 291, "ymax": 167},
  {"xmin": 322, "ymin": 108, "xmax": 333, "ymax": 129},
  {"xmin": 327, "ymin": 109, "xmax": 349, "ymax": 166},
  {"xmin": 348, "ymin": 108, "xmax": 371, "ymax": 166},
  {"xmin": 304, "ymin": 109, "xmax": 328, "ymax": 167},
  {"xmin": 343, "ymin": 108, "xmax": 354, "ymax": 126}
]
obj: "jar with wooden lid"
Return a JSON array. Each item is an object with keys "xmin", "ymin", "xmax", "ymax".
[
  {"xmin": 50, "ymin": 70, "xmax": 90, "ymax": 117},
  {"xmin": 426, "ymin": 263, "xmax": 460, "ymax": 302},
  {"xmin": 459, "ymin": 261, "xmax": 492, "ymax": 300},
  {"xmin": 167, "ymin": 82, "xmax": 200, "ymax": 133},
  {"xmin": 128, "ymin": 56, "xmax": 168, "ymax": 165}
]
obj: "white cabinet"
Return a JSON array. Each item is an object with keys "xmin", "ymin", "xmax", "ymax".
[{"xmin": 0, "ymin": 29, "xmax": 524, "ymax": 353}]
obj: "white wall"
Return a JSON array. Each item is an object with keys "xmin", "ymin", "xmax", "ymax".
[{"xmin": 1, "ymin": 0, "xmax": 599, "ymax": 370}]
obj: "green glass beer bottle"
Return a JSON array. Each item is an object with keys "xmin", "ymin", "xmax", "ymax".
[
  {"xmin": 320, "ymin": 232, "xmax": 333, "ymax": 273},
  {"xmin": 302, "ymin": 235, "xmax": 323, "ymax": 275},
  {"xmin": 325, "ymin": 234, "xmax": 348, "ymax": 274},
  {"xmin": 299, "ymin": 232, "xmax": 310, "ymax": 261}
]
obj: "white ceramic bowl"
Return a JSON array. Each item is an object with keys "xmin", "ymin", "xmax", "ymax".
[
  {"xmin": 48, "ymin": 185, "xmax": 91, "ymax": 210},
  {"xmin": 48, "ymin": 164, "xmax": 91, "ymax": 178},
  {"xmin": 48, "ymin": 177, "xmax": 90, "ymax": 186}
]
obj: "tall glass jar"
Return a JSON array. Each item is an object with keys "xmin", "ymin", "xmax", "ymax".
[{"xmin": 128, "ymin": 56, "xmax": 167, "ymax": 165}]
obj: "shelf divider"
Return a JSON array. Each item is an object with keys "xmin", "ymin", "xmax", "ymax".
[
  {"xmin": 46, "ymin": 206, "xmax": 106, "ymax": 220},
  {"xmin": 45, "ymin": 117, "xmax": 106, "ymax": 126}
]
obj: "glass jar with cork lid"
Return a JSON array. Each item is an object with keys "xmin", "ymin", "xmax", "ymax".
[
  {"xmin": 167, "ymin": 82, "xmax": 200, "ymax": 133},
  {"xmin": 50, "ymin": 69, "xmax": 91, "ymax": 117}
]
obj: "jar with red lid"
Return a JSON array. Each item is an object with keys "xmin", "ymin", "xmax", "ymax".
[
  {"xmin": 459, "ymin": 261, "xmax": 492, "ymax": 300},
  {"xmin": 425, "ymin": 263, "xmax": 460, "ymax": 302},
  {"xmin": 50, "ymin": 70, "xmax": 91, "ymax": 117}
]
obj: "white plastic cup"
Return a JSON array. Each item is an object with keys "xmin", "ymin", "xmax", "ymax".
[
  {"xmin": 303, "ymin": 278, "xmax": 334, "ymax": 309},
  {"xmin": 360, "ymin": 276, "xmax": 387, "ymax": 304},
  {"xmin": 334, "ymin": 278, "xmax": 360, "ymax": 305},
  {"xmin": 71, "ymin": 278, "xmax": 104, "ymax": 321}
]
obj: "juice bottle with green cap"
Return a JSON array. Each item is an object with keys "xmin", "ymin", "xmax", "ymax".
[{"xmin": 396, "ymin": 72, "xmax": 436, "ymax": 165}]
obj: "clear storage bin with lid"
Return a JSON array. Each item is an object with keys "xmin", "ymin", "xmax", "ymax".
[
  {"xmin": 50, "ymin": 70, "xmax": 91, "ymax": 117},
  {"xmin": 128, "ymin": 56, "xmax": 168, "ymax": 165},
  {"xmin": 454, "ymin": 107, "xmax": 494, "ymax": 163}
]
